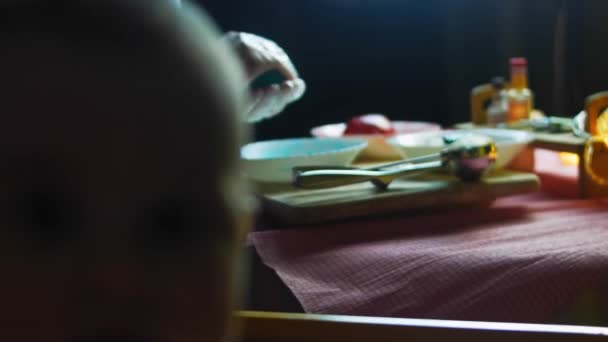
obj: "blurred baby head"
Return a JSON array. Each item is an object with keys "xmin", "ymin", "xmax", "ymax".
[{"xmin": 0, "ymin": 0, "xmax": 250, "ymax": 341}]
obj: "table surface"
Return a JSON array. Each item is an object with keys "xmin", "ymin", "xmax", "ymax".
[{"xmin": 247, "ymin": 154, "xmax": 608, "ymax": 325}]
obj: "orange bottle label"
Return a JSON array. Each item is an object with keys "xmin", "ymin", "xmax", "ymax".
[{"xmin": 508, "ymin": 100, "xmax": 530, "ymax": 121}]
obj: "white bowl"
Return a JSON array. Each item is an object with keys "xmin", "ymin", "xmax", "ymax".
[
  {"xmin": 241, "ymin": 138, "xmax": 368, "ymax": 183},
  {"xmin": 311, "ymin": 121, "xmax": 441, "ymax": 161},
  {"xmin": 387, "ymin": 128, "xmax": 535, "ymax": 170}
]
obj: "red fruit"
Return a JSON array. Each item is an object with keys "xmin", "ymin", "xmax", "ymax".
[{"xmin": 343, "ymin": 114, "xmax": 396, "ymax": 135}]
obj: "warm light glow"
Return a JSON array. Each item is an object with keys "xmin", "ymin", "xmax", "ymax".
[
  {"xmin": 559, "ymin": 152, "xmax": 579, "ymax": 166},
  {"xmin": 597, "ymin": 109, "xmax": 608, "ymax": 137}
]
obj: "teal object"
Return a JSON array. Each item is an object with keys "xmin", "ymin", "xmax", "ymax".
[{"xmin": 241, "ymin": 138, "xmax": 367, "ymax": 160}]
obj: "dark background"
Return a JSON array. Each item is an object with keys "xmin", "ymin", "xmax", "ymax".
[{"xmin": 199, "ymin": 0, "xmax": 608, "ymax": 140}]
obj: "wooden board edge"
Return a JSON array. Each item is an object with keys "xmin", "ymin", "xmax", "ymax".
[{"xmin": 262, "ymin": 172, "xmax": 540, "ymax": 225}]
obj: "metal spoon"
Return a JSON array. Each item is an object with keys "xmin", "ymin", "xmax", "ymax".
[{"xmin": 292, "ymin": 135, "xmax": 497, "ymax": 190}]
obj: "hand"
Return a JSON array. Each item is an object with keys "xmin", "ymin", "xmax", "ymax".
[{"xmin": 224, "ymin": 32, "xmax": 306, "ymax": 122}]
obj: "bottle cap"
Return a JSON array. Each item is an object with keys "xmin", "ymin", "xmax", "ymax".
[
  {"xmin": 491, "ymin": 76, "xmax": 506, "ymax": 89},
  {"xmin": 510, "ymin": 57, "xmax": 527, "ymax": 67}
]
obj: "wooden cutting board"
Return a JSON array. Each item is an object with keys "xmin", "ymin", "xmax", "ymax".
[{"xmin": 256, "ymin": 170, "xmax": 539, "ymax": 225}]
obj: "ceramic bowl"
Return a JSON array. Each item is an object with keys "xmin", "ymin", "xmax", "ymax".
[
  {"xmin": 241, "ymin": 137, "xmax": 368, "ymax": 183},
  {"xmin": 387, "ymin": 128, "xmax": 535, "ymax": 170},
  {"xmin": 311, "ymin": 121, "xmax": 441, "ymax": 160}
]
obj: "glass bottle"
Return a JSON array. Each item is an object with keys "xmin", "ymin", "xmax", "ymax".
[
  {"xmin": 486, "ymin": 76, "xmax": 508, "ymax": 126},
  {"xmin": 506, "ymin": 57, "xmax": 533, "ymax": 122}
]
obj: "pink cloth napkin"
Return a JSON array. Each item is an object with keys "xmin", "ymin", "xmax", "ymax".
[{"xmin": 249, "ymin": 194, "xmax": 608, "ymax": 322}]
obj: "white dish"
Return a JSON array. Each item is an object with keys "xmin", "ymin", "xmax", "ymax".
[
  {"xmin": 241, "ymin": 137, "xmax": 368, "ymax": 183},
  {"xmin": 311, "ymin": 121, "xmax": 441, "ymax": 160},
  {"xmin": 387, "ymin": 128, "xmax": 534, "ymax": 170}
]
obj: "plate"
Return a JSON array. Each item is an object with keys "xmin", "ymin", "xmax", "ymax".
[{"xmin": 241, "ymin": 137, "xmax": 368, "ymax": 183}]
